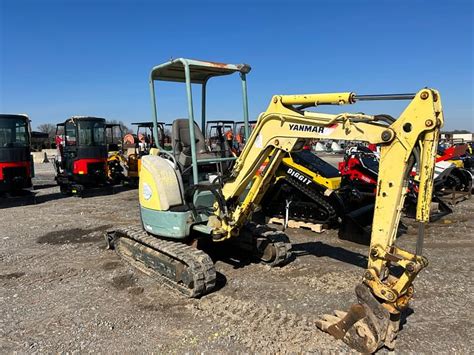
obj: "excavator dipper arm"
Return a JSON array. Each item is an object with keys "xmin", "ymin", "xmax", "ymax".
[{"xmin": 211, "ymin": 89, "xmax": 443, "ymax": 352}]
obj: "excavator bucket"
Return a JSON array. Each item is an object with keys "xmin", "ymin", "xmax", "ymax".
[{"xmin": 316, "ymin": 284, "xmax": 399, "ymax": 353}]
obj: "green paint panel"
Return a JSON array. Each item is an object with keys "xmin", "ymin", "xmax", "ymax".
[{"xmin": 141, "ymin": 206, "xmax": 193, "ymax": 239}]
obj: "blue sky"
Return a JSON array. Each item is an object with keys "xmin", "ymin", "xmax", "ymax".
[{"xmin": 1, "ymin": 0, "xmax": 473, "ymax": 131}]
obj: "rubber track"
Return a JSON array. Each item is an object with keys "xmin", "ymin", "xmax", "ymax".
[
  {"xmin": 112, "ymin": 226, "xmax": 216, "ymax": 298},
  {"xmin": 271, "ymin": 178, "xmax": 338, "ymax": 224},
  {"xmin": 254, "ymin": 226, "xmax": 292, "ymax": 266}
]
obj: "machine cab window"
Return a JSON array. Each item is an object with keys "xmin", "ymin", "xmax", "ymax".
[
  {"xmin": 65, "ymin": 122, "xmax": 77, "ymax": 146},
  {"xmin": 78, "ymin": 120, "xmax": 106, "ymax": 146},
  {"xmin": 0, "ymin": 115, "xmax": 29, "ymax": 148}
]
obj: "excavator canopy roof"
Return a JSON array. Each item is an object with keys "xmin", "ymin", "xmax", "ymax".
[{"xmin": 150, "ymin": 58, "xmax": 251, "ymax": 84}]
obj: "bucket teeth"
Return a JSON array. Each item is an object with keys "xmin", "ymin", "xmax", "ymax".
[
  {"xmin": 316, "ymin": 284, "xmax": 399, "ymax": 353},
  {"xmin": 316, "ymin": 304, "xmax": 367, "ymax": 341},
  {"xmin": 333, "ymin": 310, "xmax": 348, "ymax": 318},
  {"xmin": 316, "ymin": 313, "xmax": 344, "ymax": 327},
  {"xmin": 316, "ymin": 309, "xmax": 349, "ymax": 328}
]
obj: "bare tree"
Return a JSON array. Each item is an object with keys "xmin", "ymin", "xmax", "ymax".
[{"xmin": 37, "ymin": 123, "xmax": 56, "ymax": 138}]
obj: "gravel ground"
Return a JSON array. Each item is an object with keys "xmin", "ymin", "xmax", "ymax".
[{"xmin": 1, "ymin": 162, "xmax": 473, "ymax": 353}]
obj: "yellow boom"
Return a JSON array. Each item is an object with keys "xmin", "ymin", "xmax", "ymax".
[{"xmin": 209, "ymin": 89, "xmax": 442, "ymax": 352}]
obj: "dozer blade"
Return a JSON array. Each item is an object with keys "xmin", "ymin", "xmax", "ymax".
[{"xmin": 316, "ymin": 283, "xmax": 399, "ymax": 353}]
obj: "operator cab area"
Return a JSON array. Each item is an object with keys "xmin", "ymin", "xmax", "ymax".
[
  {"xmin": 149, "ymin": 58, "xmax": 252, "ymax": 185},
  {"xmin": 139, "ymin": 58, "xmax": 252, "ymax": 237}
]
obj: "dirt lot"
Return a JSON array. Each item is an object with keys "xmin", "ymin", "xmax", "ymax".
[{"xmin": 1, "ymin": 163, "xmax": 473, "ymax": 353}]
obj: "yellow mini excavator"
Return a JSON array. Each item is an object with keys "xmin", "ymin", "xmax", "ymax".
[{"xmin": 106, "ymin": 58, "xmax": 443, "ymax": 353}]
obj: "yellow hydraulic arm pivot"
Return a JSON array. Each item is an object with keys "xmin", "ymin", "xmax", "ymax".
[{"xmin": 210, "ymin": 89, "xmax": 443, "ymax": 353}]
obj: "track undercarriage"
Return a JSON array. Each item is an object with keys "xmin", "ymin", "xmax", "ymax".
[
  {"xmin": 105, "ymin": 223, "xmax": 292, "ymax": 298},
  {"xmin": 263, "ymin": 179, "xmax": 339, "ymax": 225}
]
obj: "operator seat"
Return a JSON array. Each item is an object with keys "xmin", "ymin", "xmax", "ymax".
[{"xmin": 172, "ymin": 119, "xmax": 219, "ymax": 168}]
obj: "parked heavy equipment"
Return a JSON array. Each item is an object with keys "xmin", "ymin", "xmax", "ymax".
[
  {"xmin": 339, "ymin": 145, "xmax": 379, "ymax": 194},
  {"xmin": 436, "ymin": 143, "xmax": 473, "ymax": 195},
  {"xmin": 340, "ymin": 144, "xmax": 454, "ymax": 219},
  {"xmin": 234, "ymin": 120, "xmax": 256, "ymax": 154},
  {"xmin": 340, "ymin": 143, "xmax": 471, "ymax": 208},
  {"xmin": 105, "ymin": 58, "xmax": 444, "ymax": 353},
  {"xmin": 106, "ymin": 123, "xmax": 123, "ymax": 153},
  {"xmin": 106, "ymin": 123, "xmax": 127, "ymax": 185},
  {"xmin": 204, "ymin": 121, "xmax": 347, "ymax": 227},
  {"xmin": 261, "ymin": 149, "xmax": 344, "ymax": 225},
  {"xmin": 54, "ymin": 116, "xmax": 108, "ymax": 195},
  {"xmin": 205, "ymin": 120, "xmax": 235, "ymax": 155},
  {"xmin": 126, "ymin": 121, "xmax": 163, "ymax": 153},
  {"xmin": 0, "ymin": 114, "xmax": 33, "ymax": 194},
  {"xmin": 204, "ymin": 120, "xmax": 258, "ymax": 157},
  {"xmin": 461, "ymin": 142, "xmax": 474, "ymax": 172},
  {"xmin": 121, "ymin": 121, "xmax": 169, "ymax": 183}
]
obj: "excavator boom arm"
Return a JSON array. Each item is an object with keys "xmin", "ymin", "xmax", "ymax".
[{"xmin": 213, "ymin": 88, "xmax": 443, "ymax": 352}]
